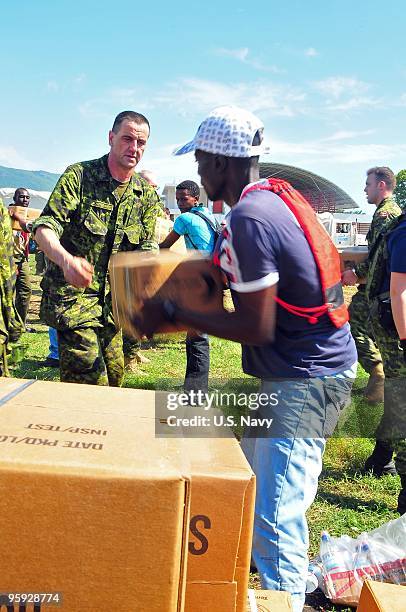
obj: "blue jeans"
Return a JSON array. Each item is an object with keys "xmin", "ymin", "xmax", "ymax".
[
  {"xmin": 241, "ymin": 364, "xmax": 356, "ymax": 612},
  {"xmin": 184, "ymin": 332, "xmax": 210, "ymax": 393},
  {"xmin": 48, "ymin": 327, "xmax": 59, "ymax": 360}
]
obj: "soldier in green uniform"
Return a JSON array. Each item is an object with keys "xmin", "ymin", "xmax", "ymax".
[
  {"xmin": 0, "ymin": 198, "xmax": 24, "ymax": 375},
  {"xmin": 9, "ymin": 188, "xmax": 34, "ymax": 331},
  {"xmin": 364, "ymin": 208, "xmax": 406, "ymax": 514},
  {"xmin": 32, "ymin": 111, "xmax": 163, "ymax": 386},
  {"xmin": 343, "ymin": 167, "xmax": 402, "ymax": 475}
]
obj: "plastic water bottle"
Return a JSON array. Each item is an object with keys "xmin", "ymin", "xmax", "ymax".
[
  {"xmin": 306, "ymin": 560, "xmax": 324, "ymax": 593},
  {"xmin": 319, "ymin": 531, "xmax": 346, "ymax": 598},
  {"xmin": 320, "ymin": 531, "xmax": 345, "ymax": 573}
]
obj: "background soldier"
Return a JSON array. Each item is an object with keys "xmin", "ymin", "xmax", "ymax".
[
  {"xmin": 33, "ymin": 111, "xmax": 162, "ymax": 386},
  {"xmin": 364, "ymin": 206, "xmax": 406, "ymax": 514},
  {"xmin": 0, "ymin": 198, "xmax": 23, "ymax": 375},
  {"xmin": 9, "ymin": 188, "xmax": 34, "ymax": 332},
  {"xmin": 343, "ymin": 167, "xmax": 401, "ymax": 475}
]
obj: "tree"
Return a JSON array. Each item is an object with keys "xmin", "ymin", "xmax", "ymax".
[{"xmin": 394, "ymin": 169, "xmax": 406, "ymax": 210}]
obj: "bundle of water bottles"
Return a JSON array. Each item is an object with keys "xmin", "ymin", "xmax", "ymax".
[{"xmin": 307, "ymin": 513, "xmax": 406, "ymax": 606}]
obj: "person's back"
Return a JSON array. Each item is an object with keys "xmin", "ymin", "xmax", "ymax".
[
  {"xmin": 223, "ymin": 188, "xmax": 356, "ymax": 378},
  {"xmin": 174, "ymin": 204, "xmax": 216, "ymax": 252}
]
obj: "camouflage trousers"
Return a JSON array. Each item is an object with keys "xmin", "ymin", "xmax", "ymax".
[
  {"xmin": 57, "ymin": 324, "xmax": 124, "ymax": 387},
  {"xmin": 348, "ymin": 288, "xmax": 382, "ymax": 373},
  {"xmin": 370, "ymin": 314, "xmax": 406, "ymax": 476},
  {"xmin": 15, "ymin": 259, "xmax": 32, "ymax": 326}
]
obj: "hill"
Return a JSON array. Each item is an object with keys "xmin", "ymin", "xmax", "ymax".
[{"xmin": 0, "ymin": 165, "xmax": 60, "ymax": 191}]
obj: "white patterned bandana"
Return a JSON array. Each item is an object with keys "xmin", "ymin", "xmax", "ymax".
[{"xmin": 173, "ymin": 106, "xmax": 265, "ymax": 158}]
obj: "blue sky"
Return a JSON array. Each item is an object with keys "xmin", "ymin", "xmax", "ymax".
[{"xmin": 1, "ymin": 0, "xmax": 405, "ymax": 210}]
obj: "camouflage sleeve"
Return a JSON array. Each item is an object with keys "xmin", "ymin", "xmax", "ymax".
[
  {"xmin": 32, "ymin": 163, "xmax": 83, "ymax": 238},
  {"xmin": 355, "ymin": 204, "xmax": 402, "ymax": 278},
  {"xmin": 138, "ymin": 184, "xmax": 165, "ymax": 251}
]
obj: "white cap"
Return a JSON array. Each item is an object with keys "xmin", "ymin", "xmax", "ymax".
[{"xmin": 173, "ymin": 105, "xmax": 265, "ymax": 158}]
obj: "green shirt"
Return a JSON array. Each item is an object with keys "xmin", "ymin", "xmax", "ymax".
[
  {"xmin": 354, "ymin": 196, "xmax": 402, "ymax": 279},
  {"xmin": 33, "ymin": 154, "xmax": 163, "ymax": 329}
]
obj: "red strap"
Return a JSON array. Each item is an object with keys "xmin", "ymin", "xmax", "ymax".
[{"xmin": 274, "ymin": 296, "xmax": 330, "ymax": 324}]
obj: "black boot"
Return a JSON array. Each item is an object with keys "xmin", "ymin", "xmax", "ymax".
[
  {"xmin": 364, "ymin": 440, "xmax": 397, "ymax": 476},
  {"xmin": 398, "ymin": 475, "xmax": 406, "ymax": 515}
]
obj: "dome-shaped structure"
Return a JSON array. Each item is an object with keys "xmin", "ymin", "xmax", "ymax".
[{"xmin": 259, "ymin": 162, "xmax": 357, "ymax": 213}]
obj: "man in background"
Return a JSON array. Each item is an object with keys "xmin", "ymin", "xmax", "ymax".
[
  {"xmin": 160, "ymin": 180, "xmax": 218, "ymax": 394},
  {"xmin": 0, "ymin": 197, "xmax": 23, "ymax": 375},
  {"xmin": 9, "ymin": 188, "xmax": 34, "ymax": 332},
  {"xmin": 343, "ymin": 167, "xmax": 401, "ymax": 475}
]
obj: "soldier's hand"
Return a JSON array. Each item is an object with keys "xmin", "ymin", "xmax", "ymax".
[
  {"xmin": 341, "ymin": 269, "xmax": 359, "ymax": 286},
  {"xmin": 132, "ymin": 300, "xmax": 168, "ymax": 339},
  {"xmin": 63, "ymin": 256, "xmax": 93, "ymax": 288}
]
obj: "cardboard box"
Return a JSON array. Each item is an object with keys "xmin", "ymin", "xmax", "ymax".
[
  {"xmin": 183, "ymin": 436, "xmax": 255, "ymax": 612},
  {"xmin": 0, "ymin": 378, "xmax": 189, "ymax": 612},
  {"xmin": 357, "ymin": 579, "xmax": 406, "ymax": 612},
  {"xmin": 246, "ymin": 589, "xmax": 293, "ymax": 611},
  {"xmin": 8, "ymin": 205, "xmax": 41, "ymax": 230},
  {"xmin": 154, "ymin": 217, "xmax": 187, "ymax": 254},
  {"xmin": 109, "ymin": 251, "xmax": 225, "ymax": 338},
  {"xmin": 338, "ymin": 246, "xmax": 368, "ymax": 273},
  {"xmin": 0, "ymin": 378, "xmax": 255, "ymax": 612}
]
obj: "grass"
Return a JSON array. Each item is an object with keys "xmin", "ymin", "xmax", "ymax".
[{"xmin": 10, "ymin": 259, "xmax": 402, "ymax": 611}]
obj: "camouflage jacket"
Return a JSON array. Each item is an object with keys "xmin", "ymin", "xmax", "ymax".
[
  {"xmin": 365, "ymin": 213, "xmax": 406, "ymax": 303},
  {"xmin": 32, "ymin": 155, "xmax": 163, "ymax": 329},
  {"xmin": 355, "ymin": 196, "xmax": 402, "ymax": 279},
  {"xmin": 0, "ymin": 199, "xmax": 23, "ymax": 371}
]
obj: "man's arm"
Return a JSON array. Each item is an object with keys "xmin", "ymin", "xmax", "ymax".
[
  {"xmin": 34, "ymin": 226, "xmax": 93, "ymax": 288},
  {"xmin": 390, "ymin": 272, "xmax": 406, "ymax": 340},
  {"xmin": 32, "ymin": 164, "xmax": 93, "ymax": 288},
  {"xmin": 138, "ymin": 185, "xmax": 165, "ymax": 251},
  {"xmin": 136, "ymin": 283, "xmax": 277, "ymax": 345},
  {"xmin": 160, "ymin": 230, "xmax": 181, "ymax": 249}
]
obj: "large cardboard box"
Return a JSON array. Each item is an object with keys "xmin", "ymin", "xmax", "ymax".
[
  {"xmin": 154, "ymin": 217, "xmax": 187, "ymax": 255},
  {"xmin": 246, "ymin": 589, "xmax": 293, "ymax": 611},
  {"xmin": 183, "ymin": 436, "xmax": 255, "ymax": 612},
  {"xmin": 338, "ymin": 246, "xmax": 368, "ymax": 273},
  {"xmin": 109, "ymin": 251, "xmax": 225, "ymax": 338},
  {"xmin": 357, "ymin": 579, "xmax": 406, "ymax": 612},
  {"xmin": 0, "ymin": 378, "xmax": 255, "ymax": 612},
  {"xmin": 8, "ymin": 205, "xmax": 41, "ymax": 230}
]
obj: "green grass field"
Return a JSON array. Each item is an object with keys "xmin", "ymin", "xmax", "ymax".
[{"xmin": 10, "ymin": 262, "xmax": 401, "ymax": 611}]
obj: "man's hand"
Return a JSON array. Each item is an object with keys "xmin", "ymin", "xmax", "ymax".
[
  {"xmin": 62, "ymin": 256, "xmax": 93, "ymax": 288},
  {"xmin": 341, "ymin": 269, "xmax": 359, "ymax": 286},
  {"xmin": 132, "ymin": 300, "xmax": 170, "ymax": 339}
]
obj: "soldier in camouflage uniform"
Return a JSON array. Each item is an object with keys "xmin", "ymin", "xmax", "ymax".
[
  {"xmin": 0, "ymin": 198, "xmax": 24, "ymax": 376},
  {"xmin": 343, "ymin": 167, "xmax": 402, "ymax": 475},
  {"xmin": 32, "ymin": 111, "xmax": 163, "ymax": 386},
  {"xmin": 364, "ymin": 209, "xmax": 406, "ymax": 514}
]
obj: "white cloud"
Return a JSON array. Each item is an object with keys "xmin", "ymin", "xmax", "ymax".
[
  {"xmin": 157, "ymin": 77, "xmax": 306, "ymax": 118},
  {"xmin": 46, "ymin": 80, "xmax": 59, "ymax": 93},
  {"xmin": 214, "ymin": 47, "xmax": 282, "ymax": 73},
  {"xmin": 0, "ymin": 145, "xmax": 39, "ymax": 170},
  {"xmin": 268, "ymin": 136, "xmax": 406, "ymax": 165},
  {"xmin": 216, "ymin": 47, "xmax": 249, "ymax": 62},
  {"xmin": 327, "ymin": 96, "xmax": 381, "ymax": 111},
  {"xmin": 305, "ymin": 47, "xmax": 318, "ymax": 57},
  {"xmin": 323, "ymin": 129, "xmax": 375, "ymax": 141},
  {"xmin": 313, "ymin": 76, "xmax": 370, "ymax": 99}
]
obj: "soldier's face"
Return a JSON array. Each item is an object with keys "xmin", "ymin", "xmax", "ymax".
[
  {"xmin": 364, "ymin": 173, "xmax": 382, "ymax": 205},
  {"xmin": 109, "ymin": 120, "xmax": 149, "ymax": 171}
]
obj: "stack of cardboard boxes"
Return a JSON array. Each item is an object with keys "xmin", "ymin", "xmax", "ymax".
[{"xmin": 0, "ymin": 378, "xmax": 255, "ymax": 611}]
